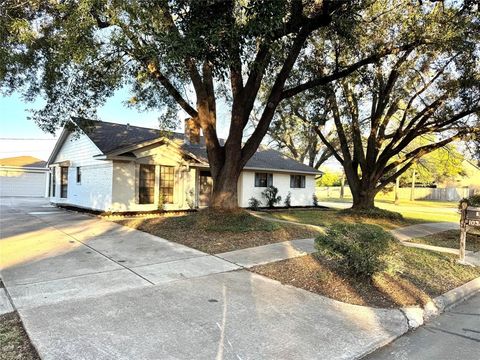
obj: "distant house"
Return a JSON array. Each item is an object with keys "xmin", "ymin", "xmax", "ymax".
[
  {"xmin": 47, "ymin": 120, "xmax": 320, "ymax": 212},
  {"xmin": 0, "ymin": 156, "xmax": 48, "ymax": 197}
]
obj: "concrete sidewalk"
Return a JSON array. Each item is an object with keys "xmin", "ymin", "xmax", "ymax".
[
  {"xmin": 217, "ymin": 238, "xmax": 316, "ymax": 267},
  {"xmin": 1, "ymin": 198, "xmax": 411, "ymax": 359}
]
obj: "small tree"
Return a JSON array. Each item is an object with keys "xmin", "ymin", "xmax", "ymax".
[
  {"xmin": 284, "ymin": 192, "xmax": 292, "ymax": 208},
  {"xmin": 248, "ymin": 197, "xmax": 262, "ymax": 211},
  {"xmin": 262, "ymin": 186, "xmax": 282, "ymax": 208}
]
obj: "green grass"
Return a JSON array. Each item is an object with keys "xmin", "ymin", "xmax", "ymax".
[
  {"xmin": 280, "ymin": 199, "xmax": 460, "ymax": 226},
  {"xmin": 266, "ymin": 209, "xmax": 410, "ymax": 230},
  {"xmin": 409, "ymin": 229, "xmax": 480, "ymax": 252}
]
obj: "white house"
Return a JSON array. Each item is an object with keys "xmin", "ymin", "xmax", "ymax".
[
  {"xmin": 47, "ymin": 120, "xmax": 320, "ymax": 212},
  {"xmin": 0, "ymin": 156, "xmax": 49, "ymax": 197}
]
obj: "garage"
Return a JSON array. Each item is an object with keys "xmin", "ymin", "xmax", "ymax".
[{"xmin": 0, "ymin": 156, "xmax": 48, "ymax": 197}]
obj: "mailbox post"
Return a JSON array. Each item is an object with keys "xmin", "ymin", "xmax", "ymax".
[
  {"xmin": 459, "ymin": 201, "xmax": 468, "ymax": 263},
  {"xmin": 459, "ymin": 201, "xmax": 480, "ymax": 263}
]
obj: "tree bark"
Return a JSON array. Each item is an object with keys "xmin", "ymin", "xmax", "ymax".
[
  {"xmin": 209, "ymin": 163, "xmax": 241, "ymax": 209},
  {"xmin": 351, "ymin": 189, "xmax": 377, "ymax": 209}
]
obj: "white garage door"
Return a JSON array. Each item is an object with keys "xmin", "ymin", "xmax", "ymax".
[{"xmin": 0, "ymin": 169, "xmax": 47, "ymax": 197}]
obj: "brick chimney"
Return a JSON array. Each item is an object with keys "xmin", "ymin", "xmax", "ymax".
[{"xmin": 184, "ymin": 118, "xmax": 200, "ymax": 144}]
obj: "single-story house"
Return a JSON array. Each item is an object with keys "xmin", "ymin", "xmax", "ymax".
[
  {"xmin": 0, "ymin": 156, "xmax": 49, "ymax": 197},
  {"xmin": 47, "ymin": 120, "xmax": 321, "ymax": 212}
]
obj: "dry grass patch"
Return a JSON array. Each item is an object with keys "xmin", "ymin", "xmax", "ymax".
[
  {"xmin": 252, "ymin": 249, "xmax": 480, "ymax": 308},
  {"xmin": 0, "ymin": 312, "xmax": 39, "ymax": 360},
  {"xmin": 116, "ymin": 209, "xmax": 320, "ymax": 254},
  {"xmin": 409, "ymin": 229, "xmax": 480, "ymax": 252}
]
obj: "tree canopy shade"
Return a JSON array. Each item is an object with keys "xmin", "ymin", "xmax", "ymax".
[
  {"xmin": 287, "ymin": 1, "xmax": 480, "ymax": 209},
  {"xmin": 1, "ymin": 0, "xmax": 371, "ymax": 208},
  {"xmin": 2, "ymin": 1, "xmax": 475, "ymax": 209}
]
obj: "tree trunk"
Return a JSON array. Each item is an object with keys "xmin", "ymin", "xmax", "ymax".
[
  {"xmin": 209, "ymin": 158, "xmax": 242, "ymax": 210},
  {"xmin": 351, "ymin": 190, "xmax": 376, "ymax": 209}
]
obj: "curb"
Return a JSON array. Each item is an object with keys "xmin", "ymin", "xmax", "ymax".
[{"xmin": 400, "ymin": 276, "xmax": 480, "ymax": 330}]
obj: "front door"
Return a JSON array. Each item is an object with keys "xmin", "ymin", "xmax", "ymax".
[{"xmin": 198, "ymin": 171, "xmax": 212, "ymax": 207}]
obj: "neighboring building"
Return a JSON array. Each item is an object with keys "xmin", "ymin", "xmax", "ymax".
[
  {"xmin": 47, "ymin": 120, "xmax": 320, "ymax": 212},
  {"xmin": 0, "ymin": 156, "xmax": 48, "ymax": 197}
]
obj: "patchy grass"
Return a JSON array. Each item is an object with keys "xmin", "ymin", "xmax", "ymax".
[
  {"xmin": 252, "ymin": 247, "xmax": 480, "ymax": 308},
  {"xmin": 116, "ymin": 209, "xmax": 321, "ymax": 254},
  {"xmin": 409, "ymin": 229, "xmax": 480, "ymax": 252},
  {"xmin": 266, "ymin": 202, "xmax": 459, "ymax": 230},
  {"xmin": 317, "ymin": 198, "xmax": 460, "ymax": 224},
  {"xmin": 0, "ymin": 312, "xmax": 39, "ymax": 360},
  {"xmin": 265, "ymin": 209, "xmax": 409, "ymax": 230}
]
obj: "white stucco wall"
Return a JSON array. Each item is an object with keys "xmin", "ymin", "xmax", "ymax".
[
  {"xmin": 49, "ymin": 133, "xmax": 113, "ymax": 211},
  {"xmin": 238, "ymin": 170, "xmax": 316, "ymax": 208}
]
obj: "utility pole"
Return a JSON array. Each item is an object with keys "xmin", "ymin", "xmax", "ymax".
[
  {"xmin": 394, "ymin": 166, "xmax": 400, "ymax": 205},
  {"xmin": 410, "ymin": 168, "xmax": 416, "ymax": 201},
  {"xmin": 340, "ymin": 173, "xmax": 345, "ymax": 199}
]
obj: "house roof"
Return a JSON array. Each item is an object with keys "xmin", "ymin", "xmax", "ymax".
[
  {"xmin": 74, "ymin": 120, "xmax": 321, "ymax": 175},
  {"xmin": 0, "ymin": 156, "xmax": 47, "ymax": 168}
]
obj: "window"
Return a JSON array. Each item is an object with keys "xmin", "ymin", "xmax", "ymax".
[
  {"xmin": 254, "ymin": 172, "xmax": 273, "ymax": 187},
  {"xmin": 76, "ymin": 167, "xmax": 81, "ymax": 183},
  {"xmin": 51, "ymin": 168, "xmax": 56, "ymax": 197},
  {"xmin": 290, "ymin": 174, "xmax": 305, "ymax": 188},
  {"xmin": 60, "ymin": 166, "xmax": 68, "ymax": 198},
  {"xmin": 139, "ymin": 164, "xmax": 155, "ymax": 204},
  {"xmin": 160, "ymin": 166, "xmax": 174, "ymax": 204}
]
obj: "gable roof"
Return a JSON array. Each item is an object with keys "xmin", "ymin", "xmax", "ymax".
[
  {"xmin": 0, "ymin": 156, "xmax": 47, "ymax": 168},
  {"xmin": 73, "ymin": 120, "xmax": 321, "ymax": 174}
]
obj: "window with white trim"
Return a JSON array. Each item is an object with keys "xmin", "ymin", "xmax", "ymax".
[{"xmin": 254, "ymin": 172, "xmax": 273, "ymax": 187}]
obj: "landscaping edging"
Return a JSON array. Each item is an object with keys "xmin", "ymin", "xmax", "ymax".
[{"xmin": 399, "ymin": 276, "xmax": 480, "ymax": 330}]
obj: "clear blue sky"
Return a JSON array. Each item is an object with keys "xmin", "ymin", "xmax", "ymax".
[{"xmin": 0, "ymin": 88, "xmax": 204, "ymax": 160}]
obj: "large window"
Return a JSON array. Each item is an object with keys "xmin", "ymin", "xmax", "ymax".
[
  {"xmin": 60, "ymin": 166, "xmax": 68, "ymax": 198},
  {"xmin": 290, "ymin": 174, "xmax": 305, "ymax": 188},
  {"xmin": 139, "ymin": 164, "xmax": 155, "ymax": 204},
  {"xmin": 160, "ymin": 166, "xmax": 174, "ymax": 204},
  {"xmin": 254, "ymin": 172, "xmax": 273, "ymax": 187}
]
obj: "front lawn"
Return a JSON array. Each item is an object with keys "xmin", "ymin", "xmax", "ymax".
[
  {"xmin": 0, "ymin": 312, "xmax": 39, "ymax": 360},
  {"xmin": 265, "ymin": 208, "xmax": 410, "ymax": 230},
  {"xmin": 409, "ymin": 229, "xmax": 480, "ymax": 252},
  {"xmin": 115, "ymin": 209, "xmax": 321, "ymax": 254},
  {"xmin": 251, "ymin": 224, "xmax": 480, "ymax": 308}
]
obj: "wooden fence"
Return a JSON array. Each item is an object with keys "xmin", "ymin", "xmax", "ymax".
[{"xmin": 316, "ymin": 186, "xmax": 474, "ymax": 202}]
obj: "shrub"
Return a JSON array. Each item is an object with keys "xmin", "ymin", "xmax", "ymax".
[
  {"xmin": 312, "ymin": 194, "xmax": 319, "ymax": 207},
  {"xmin": 284, "ymin": 192, "xmax": 291, "ymax": 208},
  {"xmin": 262, "ymin": 186, "xmax": 282, "ymax": 208},
  {"xmin": 315, "ymin": 223, "xmax": 398, "ymax": 277},
  {"xmin": 459, "ymin": 194, "xmax": 480, "ymax": 208},
  {"xmin": 248, "ymin": 197, "xmax": 262, "ymax": 210},
  {"xmin": 339, "ymin": 207, "xmax": 404, "ymax": 221}
]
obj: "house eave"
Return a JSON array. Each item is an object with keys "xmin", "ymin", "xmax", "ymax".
[{"xmin": 189, "ymin": 163, "xmax": 321, "ymax": 175}]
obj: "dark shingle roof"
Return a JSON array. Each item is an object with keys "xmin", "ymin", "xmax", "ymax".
[{"xmin": 78, "ymin": 120, "xmax": 320, "ymax": 174}]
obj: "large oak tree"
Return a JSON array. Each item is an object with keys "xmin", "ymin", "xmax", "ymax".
[{"xmin": 294, "ymin": 2, "xmax": 479, "ymax": 209}]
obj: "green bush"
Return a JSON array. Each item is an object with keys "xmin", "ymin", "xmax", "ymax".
[
  {"xmin": 262, "ymin": 186, "xmax": 282, "ymax": 208},
  {"xmin": 339, "ymin": 207, "xmax": 404, "ymax": 221},
  {"xmin": 459, "ymin": 194, "xmax": 480, "ymax": 208},
  {"xmin": 248, "ymin": 197, "xmax": 262, "ymax": 210},
  {"xmin": 315, "ymin": 223, "xmax": 398, "ymax": 277}
]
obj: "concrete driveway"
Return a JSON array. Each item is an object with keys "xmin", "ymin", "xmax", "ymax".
[{"xmin": 0, "ymin": 197, "xmax": 408, "ymax": 359}]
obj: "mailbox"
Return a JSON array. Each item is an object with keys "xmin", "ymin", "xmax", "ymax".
[{"xmin": 466, "ymin": 206, "xmax": 480, "ymax": 227}]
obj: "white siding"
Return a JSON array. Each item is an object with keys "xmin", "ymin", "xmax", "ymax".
[
  {"xmin": 238, "ymin": 171, "xmax": 316, "ymax": 208},
  {"xmin": 50, "ymin": 133, "xmax": 113, "ymax": 211},
  {"xmin": 0, "ymin": 168, "xmax": 47, "ymax": 197}
]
